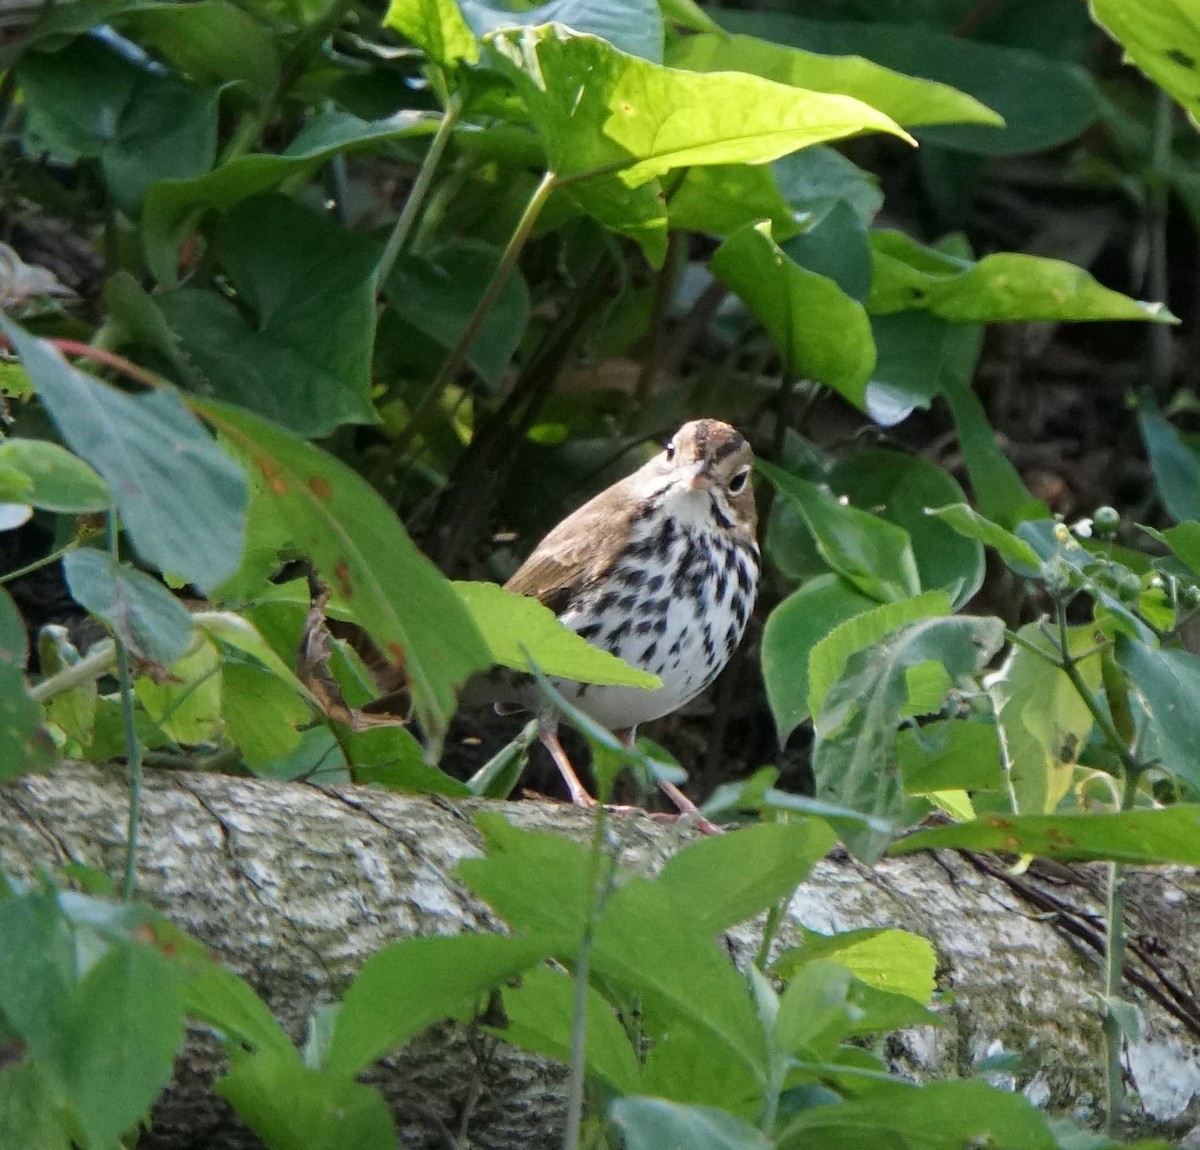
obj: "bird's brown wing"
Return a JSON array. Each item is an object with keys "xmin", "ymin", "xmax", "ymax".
[{"xmin": 504, "ymin": 480, "xmax": 635, "ymax": 616}]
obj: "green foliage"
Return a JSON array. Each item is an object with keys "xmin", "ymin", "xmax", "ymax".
[{"xmin": 3, "ymin": 0, "xmax": 1200, "ymax": 1144}]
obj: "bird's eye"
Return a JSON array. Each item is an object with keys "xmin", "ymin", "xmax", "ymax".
[
  {"xmin": 664, "ymin": 440, "xmax": 676, "ymax": 461},
  {"xmin": 728, "ymin": 467, "xmax": 750, "ymax": 494}
]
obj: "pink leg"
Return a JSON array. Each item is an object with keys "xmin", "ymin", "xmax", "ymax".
[
  {"xmin": 614, "ymin": 729, "xmax": 723, "ymax": 835},
  {"xmin": 540, "ymin": 727, "xmax": 596, "ymax": 807}
]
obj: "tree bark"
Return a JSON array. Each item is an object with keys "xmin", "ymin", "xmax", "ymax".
[{"xmin": 2, "ymin": 764, "xmax": 1199, "ymax": 1147}]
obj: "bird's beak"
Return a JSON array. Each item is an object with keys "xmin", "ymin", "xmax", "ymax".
[{"xmin": 686, "ymin": 460, "xmax": 709, "ymax": 490}]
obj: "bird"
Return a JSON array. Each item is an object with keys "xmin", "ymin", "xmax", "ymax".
[{"xmin": 502, "ymin": 418, "xmax": 759, "ymax": 824}]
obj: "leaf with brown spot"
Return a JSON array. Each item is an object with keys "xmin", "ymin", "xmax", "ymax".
[{"xmin": 197, "ymin": 401, "xmax": 489, "ymax": 753}]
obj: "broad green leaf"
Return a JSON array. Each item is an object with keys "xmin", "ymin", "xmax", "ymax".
[
  {"xmin": 134, "ymin": 637, "xmax": 222, "ymax": 745},
  {"xmin": 809, "ymin": 591, "xmax": 951, "ymax": 717},
  {"xmin": 654, "ymin": 821, "xmax": 836, "ymax": 935},
  {"xmin": 183, "ymin": 964, "xmax": 297, "ymax": 1061},
  {"xmin": 774, "ymin": 960, "xmax": 857, "ymax": 1061},
  {"xmin": 384, "ymin": 241, "xmax": 530, "ymax": 389},
  {"xmin": 829, "ymin": 451, "xmax": 983, "ymax": 606},
  {"xmin": 194, "ymin": 611, "xmax": 314, "ymax": 702},
  {"xmin": 891, "ymin": 805, "xmax": 1200, "ymax": 867},
  {"xmin": 496, "ymin": 966, "xmax": 640, "ymax": 1095},
  {"xmin": 1157, "ymin": 521, "xmax": 1200, "ymax": 574},
  {"xmin": 0, "ymin": 440, "xmax": 110, "ymax": 513},
  {"xmin": 217, "ymin": 1051, "xmax": 397, "ymax": 1150},
  {"xmin": 250, "ymin": 725, "xmax": 347, "ymax": 784},
  {"xmin": 774, "ymin": 928, "xmax": 936, "ymax": 1004},
  {"xmin": 668, "ymin": 165, "xmax": 802, "ymax": 240},
  {"xmin": 463, "ymin": 0, "xmax": 664, "ymax": 63},
  {"xmin": 222, "ymin": 663, "xmax": 307, "ymax": 768},
  {"xmin": 667, "ymin": 31, "xmax": 1002, "ymax": 129},
  {"xmin": 896, "ymin": 718, "xmax": 1004, "ymax": 794},
  {"xmin": 773, "ymin": 145, "xmax": 882, "ymax": 232},
  {"xmin": 63, "ymin": 549, "xmax": 193, "ymax": 666},
  {"xmin": 782, "ymin": 199, "xmax": 871, "ymax": 304},
  {"xmin": 142, "ymin": 110, "xmax": 436, "ymax": 283},
  {"xmin": 121, "ymin": 1, "xmax": 281, "ymax": 95},
  {"xmin": 863, "ymin": 311, "xmax": 964, "ymax": 426},
  {"xmin": 157, "ymin": 195, "xmax": 377, "ymax": 436},
  {"xmin": 1090, "ymin": 0, "xmax": 1200, "ymax": 129},
  {"xmin": 610, "ymin": 1097, "xmax": 772, "ymax": 1150},
  {"xmin": 17, "ymin": 36, "xmax": 219, "ymax": 216},
  {"xmin": 0, "ymin": 317, "xmax": 248, "ymax": 594},
  {"xmin": 985, "ymin": 623, "xmax": 1103, "ymax": 815},
  {"xmin": 384, "ymin": 0, "xmax": 480, "ymax": 67},
  {"xmin": 326, "ymin": 933, "xmax": 559, "ymax": 1074},
  {"xmin": 868, "ymin": 232, "xmax": 1176, "ymax": 324},
  {"xmin": 1139, "ymin": 407, "xmax": 1200, "ymax": 523},
  {"xmin": 1117, "ymin": 637, "xmax": 1200, "ymax": 795},
  {"xmin": 487, "ymin": 25, "xmax": 911, "ymax": 262},
  {"xmin": 344, "ymin": 726, "xmax": 472, "ymax": 797},
  {"xmin": 0, "ymin": 1062, "xmax": 69, "ymax": 1150},
  {"xmin": 199, "ymin": 401, "xmax": 490, "ymax": 751},
  {"xmin": 720, "ymin": 10, "xmax": 1102, "ymax": 157},
  {"xmin": 758, "ymin": 459, "xmax": 921, "ymax": 603},
  {"xmin": 454, "ymin": 581, "xmax": 658, "ymax": 687},
  {"xmin": 762, "ymin": 574, "xmax": 875, "ymax": 742},
  {"xmin": 0, "ymin": 589, "xmax": 57, "ymax": 778},
  {"xmin": 928, "ymin": 503, "xmax": 1042, "ymax": 573},
  {"xmin": 776, "ymin": 1079, "xmax": 1055, "ymax": 1150},
  {"xmin": 712, "ymin": 221, "xmax": 874, "ymax": 405},
  {"xmin": 41, "ymin": 627, "xmax": 98, "ymax": 754},
  {"xmin": 815, "ymin": 615, "xmax": 1005, "ymax": 861},
  {"xmin": 62, "ymin": 944, "xmax": 186, "ymax": 1150}
]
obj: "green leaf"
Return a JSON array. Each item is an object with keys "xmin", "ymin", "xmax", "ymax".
[
  {"xmin": 217, "ymin": 1051, "xmax": 397, "ymax": 1150},
  {"xmin": 62, "ymin": 944, "xmax": 186, "ymax": 1150},
  {"xmin": 1139, "ymin": 407, "xmax": 1200, "ymax": 523},
  {"xmin": 384, "ymin": 0, "xmax": 480, "ymax": 67},
  {"xmin": 326, "ymin": 933, "xmax": 559, "ymax": 1074},
  {"xmin": 815, "ymin": 615, "xmax": 1005, "ymax": 862},
  {"xmin": 829, "ymin": 451, "xmax": 983, "ymax": 607},
  {"xmin": 142, "ymin": 110, "xmax": 436, "ymax": 283},
  {"xmin": 0, "ymin": 440, "xmax": 110, "ymax": 513},
  {"xmin": 63, "ymin": 549, "xmax": 193, "ymax": 665},
  {"xmin": 157, "ymin": 195, "xmax": 377, "ymax": 436},
  {"xmin": 496, "ymin": 965, "xmax": 640, "ymax": 1095},
  {"xmin": 762, "ymin": 574, "xmax": 875, "ymax": 742},
  {"xmin": 986, "ymin": 624, "xmax": 1103, "ymax": 815},
  {"xmin": 654, "ymin": 821, "xmax": 836, "ymax": 935},
  {"xmin": 776, "ymin": 1079, "xmax": 1055, "ymax": 1150},
  {"xmin": 384, "ymin": 240, "xmax": 530, "ymax": 389},
  {"xmin": 200, "ymin": 401, "xmax": 490, "ymax": 752},
  {"xmin": 194, "ymin": 610, "xmax": 314, "ymax": 702},
  {"xmin": 487, "ymin": 24, "xmax": 911, "ymax": 262},
  {"xmin": 344, "ymin": 726, "xmax": 472, "ymax": 797},
  {"xmin": 1, "ymin": 316, "xmax": 248, "ymax": 594},
  {"xmin": 463, "ymin": 0, "xmax": 664, "ymax": 63},
  {"xmin": 0, "ymin": 590, "xmax": 58, "ymax": 779},
  {"xmin": 666, "ymin": 31, "xmax": 1002, "ymax": 129},
  {"xmin": 809, "ymin": 591, "xmax": 951, "ymax": 717},
  {"xmin": 0, "ymin": 1062, "xmax": 70, "ymax": 1150},
  {"xmin": 712, "ymin": 221, "xmax": 875, "ymax": 405},
  {"xmin": 896, "ymin": 718, "xmax": 1004, "ymax": 794},
  {"xmin": 1089, "ymin": 0, "xmax": 1200, "ymax": 129},
  {"xmin": 720, "ymin": 11, "xmax": 1102, "ymax": 157},
  {"xmin": 17, "ymin": 36, "xmax": 219, "ymax": 215},
  {"xmin": 454, "ymin": 581, "xmax": 658, "ymax": 687},
  {"xmin": 1157, "ymin": 521, "xmax": 1200, "ymax": 574},
  {"xmin": 891, "ymin": 805, "xmax": 1200, "ymax": 867},
  {"xmin": 928, "ymin": 503, "xmax": 1042, "ymax": 573},
  {"xmin": 774, "ymin": 928, "xmax": 936, "ymax": 1004},
  {"xmin": 774, "ymin": 960, "xmax": 857, "ymax": 1060},
  {"xmin": 758, "ymin": 459, "xmax": 921, "ymax": 603},
  {"xmin": 121, "ymin": 1, "xmax": 281, "ymax": 95},
  {"xmin": 868, "ymin": 232, "xmax": 1176, "ymax": 324},
  {"xmin": 221, "ymin": 663, "xmax": 307, "ymax": 768},
  {"xmin": 668, "ymin": 165, "xmax": 802, "ymax": 240},
  {"xmin": 182, "ymin": 964, "xmax": 297, "ymax": 1061},
  {"xmin": 610, "ymin": 1097, "xmax": 773, "ymax": 1150},
  {"xmin": 134, "ymin": 637, "xmax": 222, "ymax": 744},
  {"xmin": 1117, "ymin": 637, "xmax": 1200, "ymax": 795}
]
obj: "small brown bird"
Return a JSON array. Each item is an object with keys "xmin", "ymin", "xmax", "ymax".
[{"xmin": 505, "ymin": 418, "xmax": 759, "ymax": 819}]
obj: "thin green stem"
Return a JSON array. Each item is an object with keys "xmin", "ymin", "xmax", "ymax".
[
  {"xmin": 1145, "ymin": 88, "xmax": 1173, "ymax": 401},
  {"xmin": 374, "ymin": 93, "xmax": 461, "ymax": 290},
  {"xmin": 563, "ymin": 802, "xmax": 616, "ymax": 1150},
  {"xmin": 754, "ymin": 901, "xmax": 785, "ymax": 971},
  {"xmin": 377, "ymin": 169, "xmax": 558, "ymax": 478},
  {"xmin": 107, "ymin": 513, "xmax": 144, "ymax": 902},
  {"xmin": 1, "ymin": 538, "xmax": 80, "ymax": 585}
]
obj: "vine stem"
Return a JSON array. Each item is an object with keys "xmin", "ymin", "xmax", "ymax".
[
  {"xmin": 376, "ymin": 168, "xmax": 559, "ymax": 478},
  {"xmin": 374, "ymin": 92, "xmax": 461, "ymax": 290},
  {"xmin": 108, "ymin": 512, "xmax": 144, "ymax": 902}
]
